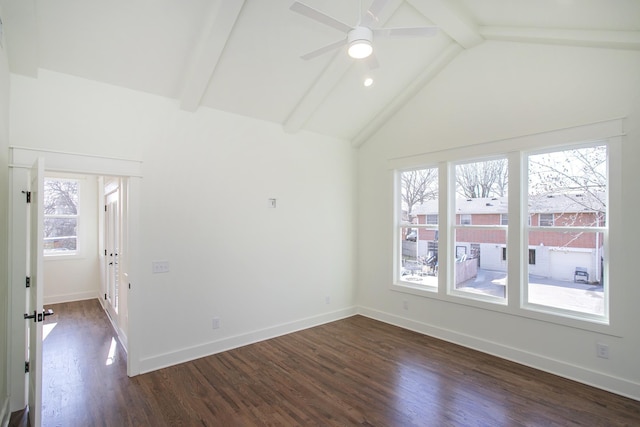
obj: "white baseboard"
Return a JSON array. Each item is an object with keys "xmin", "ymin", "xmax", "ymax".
[
  {"xmin": 139, "ymin": 306, "xmax": 358, "ymax": 374},
  {"xmin": 44, "ymin": 291, "xmax": 98, "ymax": 305},
  {"xmin": 1, "ymin": 395, "xmax": 10, "ymax": 427},
  {"xmin": 357, "ymin": 306, "xmax": 640, "ymax": 402}
]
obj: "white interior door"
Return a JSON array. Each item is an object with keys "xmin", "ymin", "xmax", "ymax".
[
  {"xmin": 105, "ymin": 185, "xmax": 120, "ymax": 322},
  {"xmin": 27, "ymin": 157, "xmax": 45, "ymax": 427}
]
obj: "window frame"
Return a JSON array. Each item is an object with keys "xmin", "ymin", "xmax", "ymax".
[
  {"xmin": 389, "ymin": 121, "xmax": 621, "ymax": 336},
  {"xmin": 523, "ymin": 142, "xmax": 609, "ymax": 322},
  {"xmin": 43, "ymin": 177, "xmax": 80, "ymax": 258}
]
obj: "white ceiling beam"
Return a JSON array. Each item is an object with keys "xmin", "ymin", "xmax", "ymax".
[
  {"xmin": 406, "ymin": 0, "xmax": 483, "ymax": 49},
  {"xmin": 283, "ymin": 0, "xmax": 404, "ymax": 134},
  {"xmin": 351, "ymin": 43, "xmax": 462, "ymax": 148},
  {"xmin": 1, "ymin": 0, "xmax": 39, "ymax": 77},
  {"xmin": 179, "ymin": 1, "xmax": 245, "ymax": 112},
  {"xmin": 480, "ymin": 27, "xmax": 640, "ymax": 51}
]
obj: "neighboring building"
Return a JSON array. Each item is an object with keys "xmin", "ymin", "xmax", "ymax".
[{"xmin": 409, "ymin": 194, "xmax": 605, "ymax": 283}]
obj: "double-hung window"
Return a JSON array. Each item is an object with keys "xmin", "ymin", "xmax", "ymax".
[
  {"xmin": 397, "ymin": 167, "xmax": 439, "ymax": 288},
  {"xmin": 44, "ymin": 178, "xmax": 79, "ymax": 256},
  {"xmin": 453, "ymin": 158, "xmax": 508, "ymax": 300},
  {"xmin": 525, "ymin": 144, "xmax": 607, "ymax": 317}
]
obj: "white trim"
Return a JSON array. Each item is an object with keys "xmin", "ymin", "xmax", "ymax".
[
  {"xmin": 0, "ymin": 396, "xmax": 10, "ymax": 427},
  {"xmin": 139, "ymin": 307, "xmax": 357, "ymax": 374},
  {"xmin": 357, "ymin": 306, "xmax": 640, "ymax": 401},
  {"xmin": 9, "ymin": 146, "xmax": 142, "ymax": 177},
  {"xmin": 43, "ymin": 291, "xmax": 98, "ymax": 305},
  {"xmin": 388, "ymin": 117, "xmax": 625, "ymax": 169}
]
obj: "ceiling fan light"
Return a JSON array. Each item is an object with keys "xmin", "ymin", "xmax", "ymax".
[
  {"xmin": 347, "ymin": 26, "xmax": 374, "ymax": 59},
  {"xmin": 348, "ymin": 40, "xmax": 373, "ymax": 59}
]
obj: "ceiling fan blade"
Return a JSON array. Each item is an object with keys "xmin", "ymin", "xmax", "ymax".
[
  {"xmin": 364, "ymin": 53, "xmax": 379, "ymax": 70},
  {"xmin": 300, "ymin": 39, "xmax": 347, "ymax": 60},
  {"xmin": 373, "ymin": 26, "xmax": 439, "ymax": 37},
  {"xmin": 361, "ymin": 0, "xmax": 391, "ymax": 27},
  {"xmin": 290, "ymin": 2, "xmax": 352, "ymax": 33}
]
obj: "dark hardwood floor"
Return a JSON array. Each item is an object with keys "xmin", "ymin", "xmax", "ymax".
[{"xmin": 10, "ymin": 299, "xmax": 640, "ymax": 426}]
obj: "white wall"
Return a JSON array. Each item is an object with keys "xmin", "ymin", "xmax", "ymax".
[
  {"xmin": 9, "ymin": 70, "xmax": 357, "ymax": 373},
  {"xmin": 0, "ymin": 4, "xmax": 12, "ymax": 423},
  {"xmin": 357, "ymin": 41, "xmax": 640, "ymax": 399}
]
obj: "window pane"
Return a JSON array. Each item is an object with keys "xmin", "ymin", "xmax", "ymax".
[
  {"xmin": 538, "ymin": 213, "xmax": 554, "ymax": 227},
  {"xmin": 400, "ymin": 168, "xmax": 438, "ymax": 287},
  {"xmin": 527, "ymin": 145, "xmax": 607, "ymax": 316},
  {"xmin": 44, "ymin": 217, "xmax": 77, "ymax": 238},
  {"xmin": 454, "ymin": 159, "xmax": 508, "ymax": 300},
  {"xmin": 527, "ymin": 231, "xmax": 604, "ymax": 315},
  {"xmin": 44, "ymin": 179, "xmax": 78, "ymax": 215},
  {"xmin": 44, "ymin": 178, "xmax": 79, "ymax": 256},
  {"xmin": 44, "ymin": 237, "xmax": 77, "ymax": 253},
  {"xmin": 400, "ymin": 227, "xmax": 438, "ymax": 286},
  {"xmin": 454, "ymin": 229, "xmax": 507, "ymax": 299},
  {"xmin": 528, "ymin": 146, "xmax": 606, "ymax": 227}
]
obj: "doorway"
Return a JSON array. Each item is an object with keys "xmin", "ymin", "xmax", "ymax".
[{"xmin": 8, "ymin": 147, "xmax": 142, "ymax": 418}]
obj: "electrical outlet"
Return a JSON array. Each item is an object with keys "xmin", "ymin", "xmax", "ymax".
[
  {"xmin": 212, "ymin": 317, "xmax": 220, "ymax": 330},
  {"xmin": 152, "ymin": 260, "xmax": 170, "ymax": 274},
  {"xmin": 325, "ymin": 296, "xmax": 331, "ymax": 304},
  {"xmin": 596, "ymin": 342, "xmax": 609, "ymax": 359},
  {"xmin": 403, "ymin": 301, "xmax": 409, "ymax": 310}
]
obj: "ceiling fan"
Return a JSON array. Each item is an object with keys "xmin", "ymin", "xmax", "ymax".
[{"xmin": 290, "ymin": 0, "xmax": 438, "ymax": 64}]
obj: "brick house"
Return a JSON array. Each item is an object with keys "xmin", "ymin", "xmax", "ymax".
[{"xmin": 409, "ymin": 194, "xmax": 605, "ymax": 283}]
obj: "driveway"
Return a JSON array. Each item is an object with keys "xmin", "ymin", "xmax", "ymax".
[{"xmin": 457, "ymin": 269, "xmax": 604, "ymax": 316}]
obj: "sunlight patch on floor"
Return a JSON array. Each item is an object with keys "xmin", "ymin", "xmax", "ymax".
[
  {"xmin": 43, "ymin": 322, "xmax": 57, "ymax": 341},
  {"xmin": 106, "ymin": 337, "xmax": 117, "ymax": 365}
]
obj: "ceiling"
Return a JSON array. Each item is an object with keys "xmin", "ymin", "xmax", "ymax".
[{"xmin": 1, "ymin": 0, "xmax": 639, "ymax": 146}]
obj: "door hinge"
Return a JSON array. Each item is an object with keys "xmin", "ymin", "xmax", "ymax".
[
  {"xmin": 25, "ymin": 361, "xmax": 29, "ymax": 373},
  {"xmin": 104, "ymin": 293, "xmax": 107, "ymax": 300},
  {"xmin": 22, "ymin": 191, "xmax": 31, "ymax": 203},
  {"xmin": 26, "ymin": 276, "xmax": 30, "ymax": 288},
  {"xmin": 105, "ymin": 249, "xmax": 107, "ymax": 256},
  {"xmin": 105, "ymin": 204, "xmax": 107, "ymax": 212}
]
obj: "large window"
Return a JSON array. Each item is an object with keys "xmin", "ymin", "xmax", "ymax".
[
  {"xmin": 398, "ymin": 167, "xmax": 439, "ymax": 287},
  {"xmin": 44, "ymin": 178, "xmax": 79, "ymax": 256},
  {"xmin": 394, "ymin": 139, "xmax": 611, "ymax": 325},
  {"xmin": 526, "ymin": 145, "xmax": 607, "ymax": 317},
  {"xmin": 453, "ymin": 158, "xmax": 508, "ymax": 300}
]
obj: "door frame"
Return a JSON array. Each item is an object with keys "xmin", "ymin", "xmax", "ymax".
[{"xmin": 7, "ymin": 146, "xmax": 142, "ymax": 412}]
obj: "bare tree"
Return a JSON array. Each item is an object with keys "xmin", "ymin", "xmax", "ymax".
[
  {"xmin": 456, "ymin": 159, "xmax": 508, "ymax": 199},
  {"xmin": 401, "ymin": 168, "xmax": 438, "ymax": 221},
  {"xmin": 43, "ymin": 179, "xmax": 79, "ymax": 251},
  {"xmin": 44, "ymin": 179, "xmax": 78, "ymax": 215},
  {"xmin": 529, "ymin": 145, "xmax": 606, "ymax": 228}
]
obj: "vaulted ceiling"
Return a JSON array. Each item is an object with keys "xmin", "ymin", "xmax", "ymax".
[{"xmin": 1, "ymin": 0, "xmax": 639, "ymax": 146}]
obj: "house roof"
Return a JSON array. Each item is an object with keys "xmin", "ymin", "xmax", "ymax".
[
  {"xmin": 1, "ymin": 0, "xmax": 638, "ymax": 146},
  {"xmin": 412, "ymin": 193, "xmax": 605, "ymax": 215}
]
